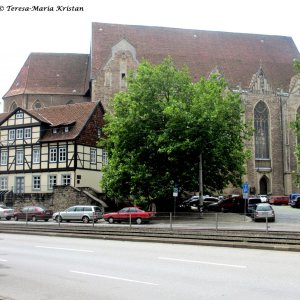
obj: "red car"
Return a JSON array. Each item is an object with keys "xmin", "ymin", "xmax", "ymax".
[
  {"xmin": 269, "ymin": 195, "xmax": 289, "ymax": 205},
  {"xmin": 103, "ymin": 207, "xmax": 155, "ymax": 224},
  {"xmin": 14, "ymin": 206, "xmax": 53, "ymax": 222}
]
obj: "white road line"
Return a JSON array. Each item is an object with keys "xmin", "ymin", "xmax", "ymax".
[
  {"xmin": 0, "ymin": 258, "xmax": 7, "ymax": 262},
  {"xmin": 158, "ymin": 257, "xmax": 247, "ymax": 269},
  {"xmin": 70, "ymin": 270, "xmax": 159, "ymax": 286},
  {"xmin": 35, "ymin": 246, "xmax": 94, "ymax": 253}
]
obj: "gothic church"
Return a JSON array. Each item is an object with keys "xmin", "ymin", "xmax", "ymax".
[{"xmin": 3, "ymin": 22, "xmax": 300, "ymax": 196}]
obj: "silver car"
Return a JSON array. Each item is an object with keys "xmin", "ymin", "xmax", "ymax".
[
  {"xmin": 0, "ymin": 204, "xmax": 14, "ymax": 220},
  {"xmin": 253, "ymin": 203, "xmax": 275, "ymax": 222},
  {"xmin": 53, "ymin": 205, "xmax": 103, "ymax": 223}
]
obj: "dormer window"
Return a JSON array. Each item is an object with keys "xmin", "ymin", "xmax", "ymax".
[
  {"xmin": 53, "ymin": 128, "xmax": 58, "ymax": 134},
  {"xmin": 64, "ymin": 127, "xmax": 69, "ymax": 133},
  {"xmin": 16, "ymin": 110, "xmax": 23, "ymax": 119}
]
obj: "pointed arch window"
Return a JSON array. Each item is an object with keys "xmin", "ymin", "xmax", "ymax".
[
  {"xmin": 254, "ymin": 101, "xmax": 269, "ymax": 159},
  {"xmin": 296, "ymin": 107, "xmax": 300, "ymax": 145},
  {"xmin": 10, "ymin": 102, "xmax": 17, "ymax": 112}
]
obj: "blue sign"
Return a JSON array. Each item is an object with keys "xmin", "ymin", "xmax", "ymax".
[{"xmin": 243, "ymin": 182, "xmax": 249, "ymax": 194}]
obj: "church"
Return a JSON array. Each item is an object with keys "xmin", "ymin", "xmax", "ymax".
[{"xmin": 2, "ymin": 22, "xmax": 300, "ymax": 197}]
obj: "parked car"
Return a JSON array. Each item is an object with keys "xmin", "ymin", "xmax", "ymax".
[
  {"xmin": 259, "ymin": 195, "xmax": 268, "ymax": 203},
  {"xmin": 252, "ymin": 203, "xmax": 275, "ymax": 222},
  {"xmin": 179, "ymin": 195, "xmax": 215, "ymax": 211},
  {"xmin": 53, "ymin": 205, "xmax": 103, "ymax": 223},
  {"xmin": 103, "ymin": 207, "xmax": 156, "ymax": 224},
  {"xmin": 0, "ymin": 204, "xmax": 14, "ymax": 220},
  {"xmin": 247, "ymin": 197, "xmax": 262, "ymax": 215},
  {"xmin": 289, "ymin": 194, "xmax": 300, "ymax": 208},
  {"xmin": 208, "ymin": 196, "xmax": 245, "ymax": 213},
  {"xmin": 14, "ymin": 206, "xmax": 53, "ymax": 222},
  {"xmin": 269, "ymin": 195, "xmax": 289, "ymax": 205}
]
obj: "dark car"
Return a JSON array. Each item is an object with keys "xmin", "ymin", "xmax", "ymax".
[
  {"xmin": 209, "ymin": 196, "xmax": 245, "ymax": 213},
  {"xmin": 252, "ymin": 203, "xmax": 275, "ymax": 222},
  {"xmin": 103, "ymin": 207, "xmax": 155, "ymax": 224},
  {"xmin": 247, "ymin": 198, "xmax": 262, "ymax": 215},
  {"xmin": 14, "ymin": 206, "xmax": 53, "ymax": 222}
]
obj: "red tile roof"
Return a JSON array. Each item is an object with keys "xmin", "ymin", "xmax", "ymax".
[
  {"xmin": 30, "ymin": 102, "xmax": 102, "ymax": 142},
  {"xmin": 0, "ymin": 102, "xmax": 103, "ymax": 142},
  {"xmin": 4, "ymin": 53, "xmax": 90, "ymax": 98},
  {"xmin": 92, "ymin": 23, "xmax": 300, "ymax": 91}
]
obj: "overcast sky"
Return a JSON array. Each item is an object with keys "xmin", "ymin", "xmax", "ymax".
[{"xmin": 1, "ymin": 0, "xmax": 299, "ymax": 112}]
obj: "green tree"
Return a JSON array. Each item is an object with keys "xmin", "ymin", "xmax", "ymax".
[{"xmin": 99, "ymin": 58, "xmax": 251, "ymax": 207}]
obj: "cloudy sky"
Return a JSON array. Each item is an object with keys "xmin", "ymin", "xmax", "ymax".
[{"xmin": 0, "ymin": 0, "xmax": 299, "ymax": 112}]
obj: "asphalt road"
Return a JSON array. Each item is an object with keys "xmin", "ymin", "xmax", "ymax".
[{"xmin": 1, "ymin": 233, "xmax": 300, "ymax": 300}]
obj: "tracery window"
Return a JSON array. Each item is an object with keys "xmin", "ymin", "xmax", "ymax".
[{"xmin": 254, "ymin": 101, "xmax": 269, "ymax": 158}]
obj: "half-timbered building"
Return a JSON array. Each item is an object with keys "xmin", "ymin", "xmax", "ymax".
[{"xmin": 0, "ymin": 102, "xmax": 106, "ymax": 204}]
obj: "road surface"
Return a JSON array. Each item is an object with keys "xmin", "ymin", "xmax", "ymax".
[{"xmin": 1, "ymin": 233, "xmax": 300, "ymax": 299}]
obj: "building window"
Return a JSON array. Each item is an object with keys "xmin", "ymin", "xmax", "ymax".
[
  {"xmin": 62, "ymin": 174, "xmax": 71, "ymax": 186},
  {"xmin": 24, "ymin": 128, "xmax": 31, "ymax": 139},
  {"xmin": 59, "ymin": 147, "xmax": 66, "ymax": 162},
  {"xmin": 97, "ymin": 128, "xmax": 102, "ymax": 138},
  {"xmin": 103, "ymin": 149, "xmax": 108, "ymax": 165},
  {"xmin": 64, "ymin": 127, "xmax": 69, "ymax": 132},
  {"xmin": 91, "ymin": 148, "xmax": 96, "ymax": 164},
  {"xmin": 0, "ymin": 177, "xmax": 8, "ymax": 190},
  {"xmin": 33, "ymin": 148, "xmax": 40, "ymax": 163},
  {"xmin": 16, "ymin": 110, "xmax": 23, "ymax": 119},
  {"xmin": 0, "ymin": 151, "xmax": 8, "ymax": 165},
  {"xmin": 9, "ymin": 129, "xmax": 15, "ymax": 141},
  {"xmin": 32, "ymin": 175, "xmax": 41, "ymax": 190},
  {"xmin": 16, "ymin": 150, "xmax": 24, "ymax": 165},
  {"xmin": 254, "ymin": 101, "xmax": 270, "ymax": 159},
  {"xmin": 49, "ymin": 148, "xmax": 57, "ymax": 162},
  {"xmin": 48, "ymin": 175, "xmax": 57, "ymax": 190},
  {"xmin": 53, "ymin": 128, "xmax": 58, "ymax": 134},
  {"xmin": 16, "ymin": 128, "xmax": 23, "ymax": 140}
]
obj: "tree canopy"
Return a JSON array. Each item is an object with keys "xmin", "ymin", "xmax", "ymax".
[{"xmin": 99, "ymin": 58, "xmax": 251, "ymax": 207}]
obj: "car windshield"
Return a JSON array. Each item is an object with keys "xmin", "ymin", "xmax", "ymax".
[{"xmin": 257, "ymin": 205, "xmax": 272, "ymax": 211}]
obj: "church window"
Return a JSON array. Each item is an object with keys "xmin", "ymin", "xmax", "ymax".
[
  {"xmin": 104, "ymin": 70, "xmax": 112, "ymax": 87},
  {"xmin": 254, "ymin": 101, "xmax": 269, "ymax": 159},
  {"xmin": 10, "ymin": 102, "xmax": 17, "ymax": 112},
  {"xmin": 33, "ymin": 100, "xmax": 42, "ymax": 109}
]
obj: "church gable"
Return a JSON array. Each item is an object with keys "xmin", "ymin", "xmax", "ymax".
[{"xmin": 249, "ymin": 66, "xmax": 273, "ymax": 94}]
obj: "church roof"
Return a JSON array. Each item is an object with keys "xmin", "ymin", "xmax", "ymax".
[
  {"xmin": 91, "ymin": 22, "xmax": 300, "ymax": 91},
  {"xmin": 4, "ymin": 53, "xmax": 90, "ymax": 98}
]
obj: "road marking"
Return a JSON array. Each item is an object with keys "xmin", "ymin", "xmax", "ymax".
[
  {"xmin": 0, "ymin": 258, "xmax": 7, "ymax": 262},
  {"xmin": 158, "ymin": 257, "xmax": 247, "ymax": 269},
  {"xmin": 70, "ymin": 270, "xmax": 159, "ymax": 286},
  {"xmin": 35, "ymin": 246, "xmax": 94, "ymax": 253}
]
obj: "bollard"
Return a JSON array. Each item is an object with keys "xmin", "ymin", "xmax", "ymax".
[
  {"xmin": 129, "ymin": 213, "xmax": 132, "ymax": 229},
  {"xmin": 216, "ymin": 213, "xmax": 218, "ymax": 231},
  {"xmin": 170, "ymin": 212, "xmax": 173, "ymax": 231}
]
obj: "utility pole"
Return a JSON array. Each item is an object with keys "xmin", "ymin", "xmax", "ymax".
[{"xmin": 199, "ymin": 153, "xmax": 204, "ymax": 209}]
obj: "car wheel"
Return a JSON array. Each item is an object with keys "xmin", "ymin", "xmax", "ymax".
[
  {"xmin": 55, "ymin": 216, "xmax": 62, "ymax": 223},
  {"xmin": 108, "ymin": 217, "xmax": 114, "ymax": 224},
  {"xmin": 44, "ymin": 219, "xmax": 49, "ymax": 222},
  {"xmin": 14, "ymin": 216, "xmax": 18, "ymax": 221},
  {"xmin": 136, "ymin": 218, "xmax": 142, "ymax": 225},
  {"xmin": 82, "ymin": 216, "xmax": 90, "ymax": 223},
  {"xmin": 5, "ymin": 216, "xmax": 11, "ymax": 220},
  {"xmin": 32, "ymin": 216, "xmax": 37, "ymax": 222}
]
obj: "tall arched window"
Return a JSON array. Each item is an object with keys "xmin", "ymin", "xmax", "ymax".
[
  {"xmin": 297, "ymin": 107, "xmax": 300, "ymax": 145},
  {"xmin": 10, "ymin": 102, "xmax": 17, "ymax": 112},
  {"xmin": 254, "ymin": 101, "xmax": 269, "ymax": 158}
]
